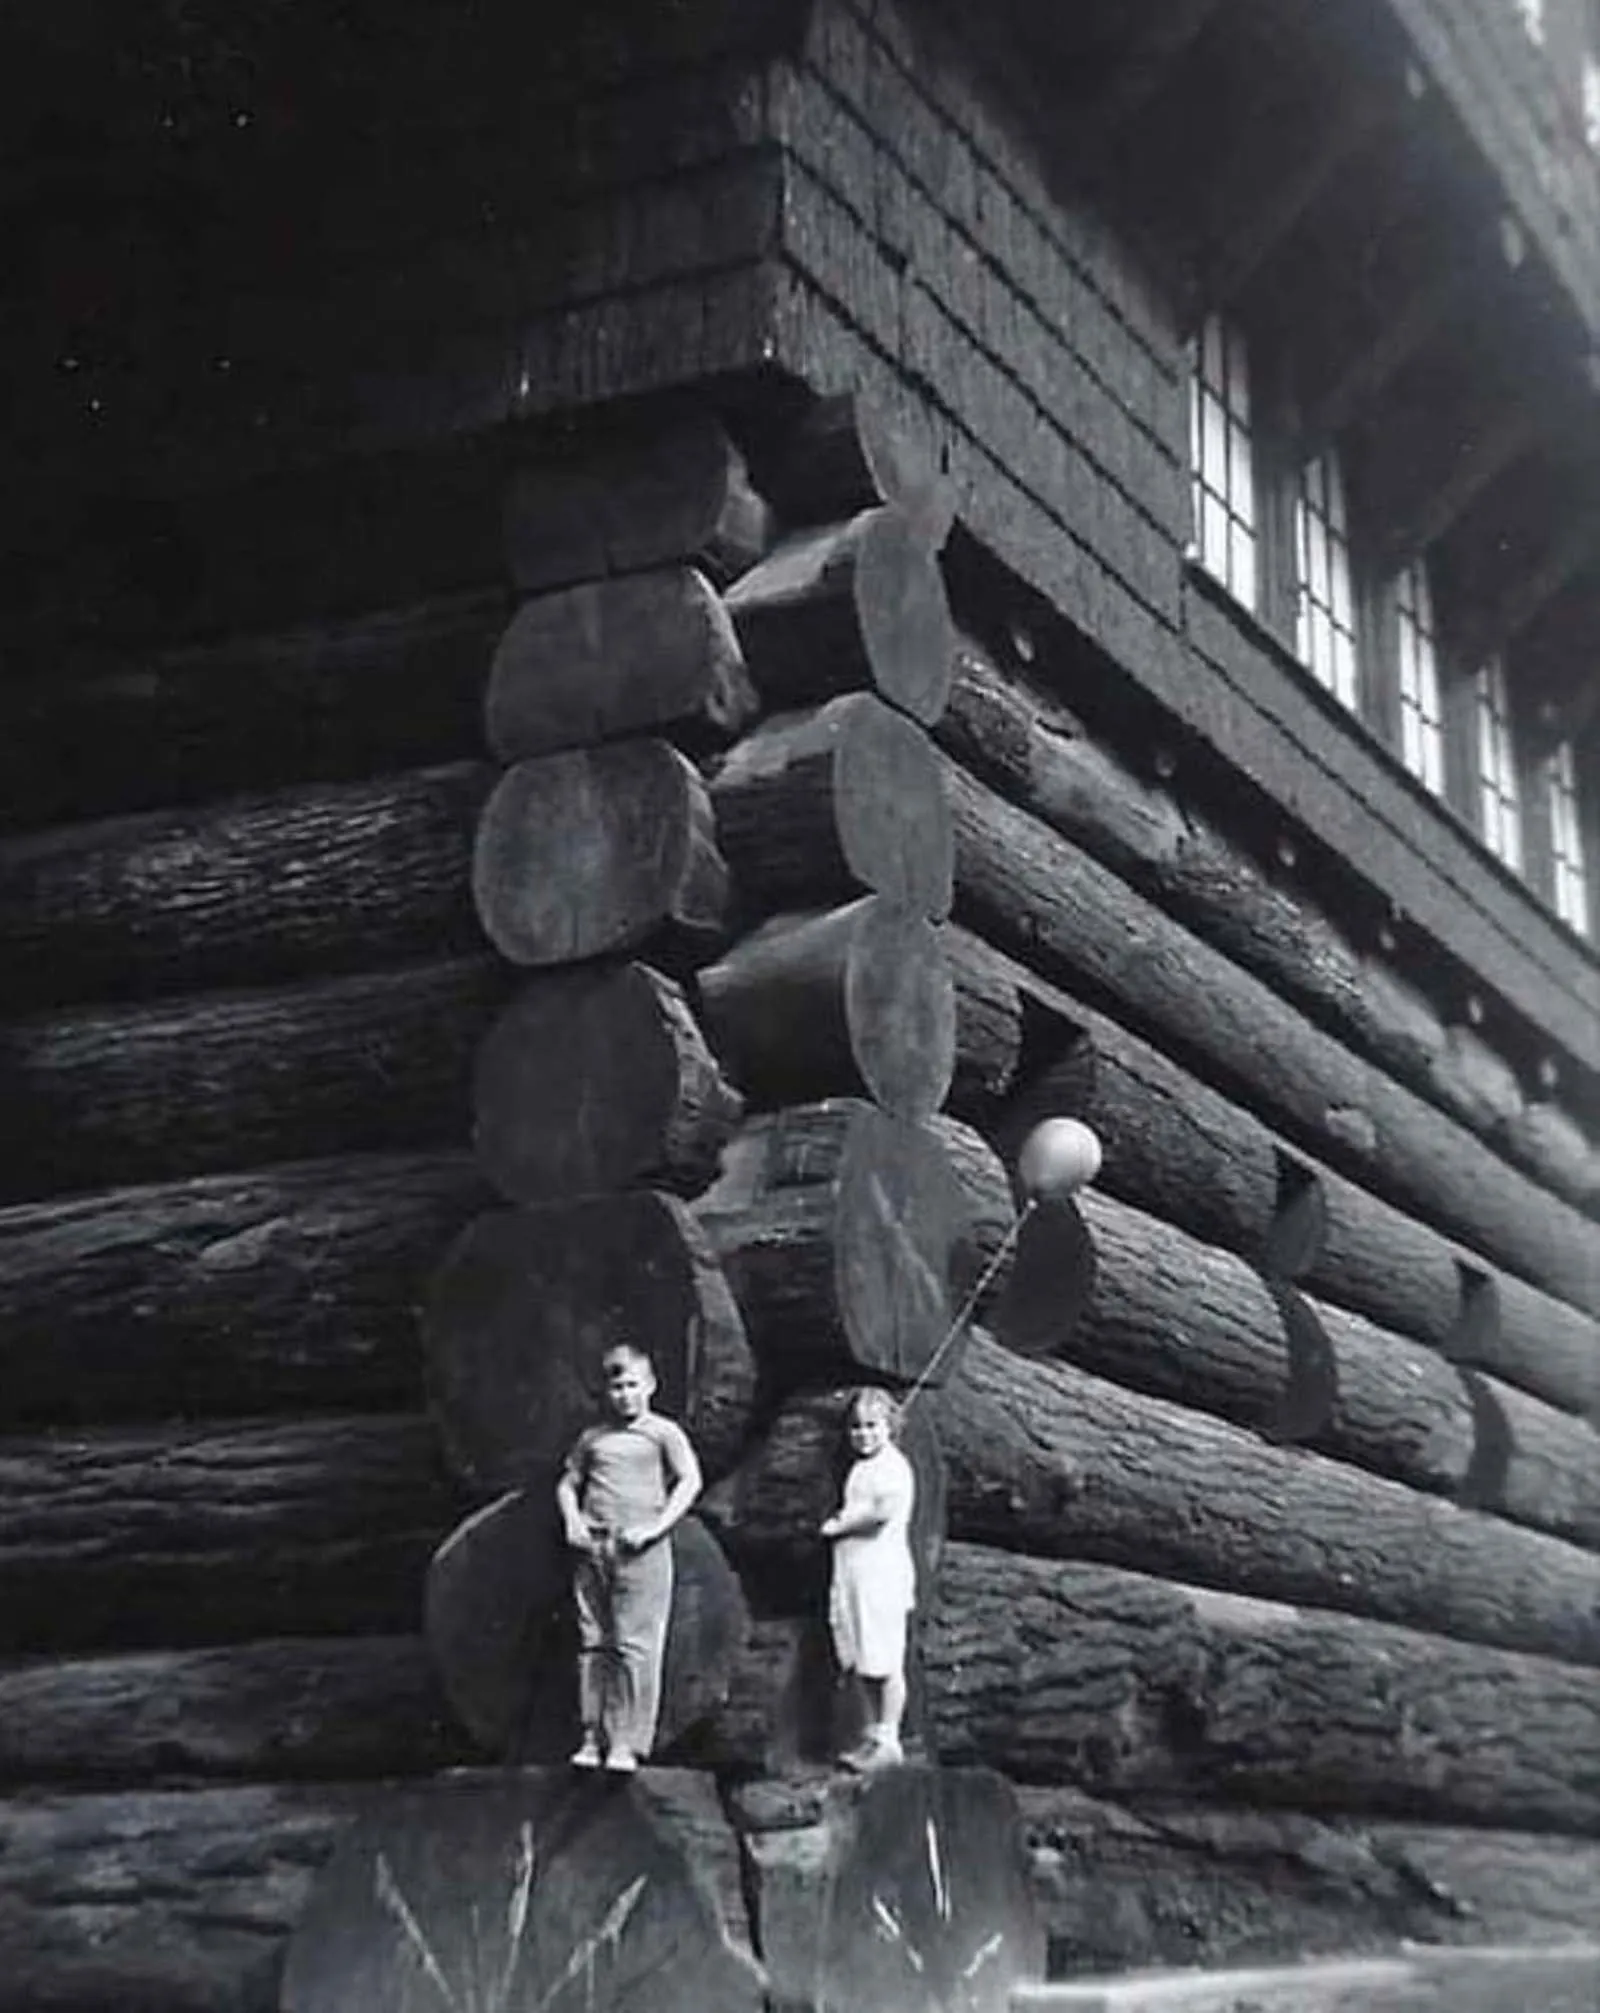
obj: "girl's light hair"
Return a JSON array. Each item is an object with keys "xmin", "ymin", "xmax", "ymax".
[{"xmin": 845, "ymin": 1385, "xmax": 902, "ymax": 1437}]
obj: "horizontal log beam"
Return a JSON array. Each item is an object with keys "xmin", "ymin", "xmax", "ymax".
[
  {"xmin": 927, "ymin": 1541, "xmax": 1600, "ymax": 1833},
  {"xmin": 698, "ymin": 898, "xmax": 957, "ymax": 1119},
  {"xmin": 472, "ymin": 739, "xmax": 729, "ymax": 967},
  {"xmin": 709, "ymin": 692, "xmax": 954, "ymax": 921},
  {"xmin": 751, "ymin": 389, "xmax": 951, "ymax": 534},
  {"xmin": 0, "ymin": 1152, "xmax": 486, "ymax": 1425},
  {"xmin": 0, "ymin": 761, "xmax": 490, "ymax": 1013},
  {"xmin": 1015, "ymin": 1788, "xmax": 1600, "ymax": 1974},
  {"xmin": 0, "ymin": 1413, "xmax": 456, "ymax": 1655},
  {"xmin": 944, "ymin": 757, "xmax": 1600, "ymax": 1318},
  {"xmin": 503, "ymin": 407, "xmax": 771, "ymax": 594},
  {"xmin": 485, "ymin": 564, "xmax": 757, "ymax": 761},
  {"xmin": 957, "ymin": 929, "xmax": 1600, "ymax": 1418},
  {"xmin": 934, "ymin": 1334, "xmax": 1600, "ymax": 1664},
  {"xmin": 0, "ymin": 956, "xmax": 506, "ymax": 1201},
  {"xmin": 0, "ymin": 588, "xmax": 506, "ymax": 832}
]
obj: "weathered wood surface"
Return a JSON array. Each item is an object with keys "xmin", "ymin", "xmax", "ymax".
[
  {"xmin": 0, "ymin": 1779, "xmax": 363, "ymax": 2012},
  {"xmin": 0, "ymin": 587, "xmax": 506, "ymax": 830},
  {"xmin": 0, "ymin": 1152, "xmax": 485, "ymax": 1425},
  {"xmin": 731, "ymin": 1765, "xmax": 1042, "ymax": 2013},
  {"xmin": 940, "ymin": 638, "xmax": 1595, "ymax": 1209},
  {"xmin": 472, "ymin": 960, "xmax": 742, "ymax": 1203},
  {"xmin": 963, "ymin": 927, "xmax": 1600, "ymax": 1418},
  {"xmin": 472, "ymin": 739, "xmax": 730, "ymax": 966},
  {"xmin": 933, "ymin": 1334, "xmax": 1600, "ymax": 1663},
  {"xmin": 927, "ymin": 1542, "xmax": 1600, "ymax": 1833},
  {"xmin": 503, "ymin": 407, "xmax": 771, "ymax": 593},
  {"xmin": 1505, "ymin": 1099, "xmax": 1600, "ymax": 1211},
  {"xmin": 1067, "ymin": 1188, "xmax": 1600, "ymax": 1549},
  {"xmin": 698, "ymin": 898, "xmax": 957, "ymax": 1119},
  {"xmin": 942, "ymin": 923, "xmax": 1026, "ymax": 1107},
  {"xmin": 1397, "ymin": 1943, "xmax": 1600, "ymax": 2013},
  {"xmin": 486, "ymin": 563, "xmax": 757, "ymax": 760},
  {"xmin": 281, "ymin": 1768, "xmax": 765, "ymax": 2013},
  {"xmin": 0, "ymin": 762, "xmax": 490, "ymax": 1013},
  {"xmin": 0, "ymin": 956, "xmax": 504, "ymax": 1200},
  {"xmin": 0, "ymin": 1636, "xmax": 463, "ymax": 1787},
  {"xmin": 946, "ymin": 758, "xmax": 1600, "ymax": 1318},
  {"xmin": 752, "ymin": 388, "xmax": 952, "ymax": 534},
  {"xmin": 695, "ymin": 1099, "xmax": 965, "ymax": 1387},
  {"xmin": 725, "ymin": 506, "xmax": 956, "ymax": 725},
  {"xmin": 426, "ymin": 1491, "xmax": 749, "ymax": 1761},
  {"xmin": 1018, "ymin": 1789, "xmax": 1600, "ymax": 1976},
  {"xmin": 710, "ymin": 693, "xmax": 954, "ymax": 919},
  {"xmin": 700, "ymin": 1385, "xmax": 949, "ymax": 1601},
  {"xmin": 1006, "ymin": 1958, "xmax": 1412, "ymax": 2010},
  {"xmin": 424, "ymin": 1192, "xmax": 756, "ymax": 1490},
  {"xmin": 0, "ymin": 1414, "xmax": 455, "ymax": 1654}
]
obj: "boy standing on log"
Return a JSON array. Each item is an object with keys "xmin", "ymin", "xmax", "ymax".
[
  {"xmin": 556, "ymin": 1343, "xmax": 703, "ymax": 1773},
  {"xmin": 820, "ymin": 1387, "xmax": 916, "ymax": 1770}
]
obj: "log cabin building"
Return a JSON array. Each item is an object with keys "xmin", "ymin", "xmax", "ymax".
[{"xmin": 5, "ymin": 0, "xmax": 1600, "ymax": 2007}]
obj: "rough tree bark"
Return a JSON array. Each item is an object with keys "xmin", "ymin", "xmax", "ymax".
[
  {"xmin": 709, "ymin": 693, "xmax": 953, "ymax": 919},
  {"xmin": 0, "ymin": 1151, "xmax": 486, "ymax": 1424},
  {"xmin": 485, "ymin": 563, "xmax": 758, "ymax": 760},
  {"xmin": 0, "ymin": 957, "xmax": 505, "ymax": 1200},
  {"xmin": 423, "ymin": 1191, "xmax": 756, "ymax": 1491},
  {"xmin": 472, "ymin": 739, "xmax": 729, "ymax": 967},
  {"xmin": 471, "ymin": 960, "xmax": 743, "ymax": 1203},
  {"xmin": 0, "ymin": 762, "xmax": 492, "ymax": 1012},
  {"xmin": 698, "ymin": 898, "xmax": 957, "ymax": 1120},
  {"xmin": 931, "ymin": 1334, "xmax": 1600, "ymax": 1663},
  {"xmin": 0, "ymin": 1414, "xmax": 456, "ymax": 1655}
]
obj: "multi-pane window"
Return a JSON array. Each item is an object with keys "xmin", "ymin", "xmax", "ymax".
[
  {"xmin": 1189, "ymin": 312, "xmax": 1258, "ymax": 609},
  {"xmin": 1294, "ymin": 449, "xmax": 1359, "ymax": 710},
  {"xmin": 1544, "ymin": 739, "xmax": 1590, "ymax": 934},
  {"xmin": 1395, "ymin": 559, "xmax": 1446, "ymax": 793},
  {"xmin": 1515, "ymin": 0, "xmax": 1546, "ymax": 44},
  {"xmin": 1475, "ymin": 656, "xmax": 1524, "ymax": 871}
]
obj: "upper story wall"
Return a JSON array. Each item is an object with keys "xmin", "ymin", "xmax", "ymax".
[{"xmin": 753, "ymin": 0, "xmax": 1600, "ymax": 1104}]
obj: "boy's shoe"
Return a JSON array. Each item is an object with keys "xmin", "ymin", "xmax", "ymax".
[
  {"xmin": 604, "ymin": 1746, "xmax": 640, "ymax": 1774},
  {"xmin": 836, "ymin": 1740, "xmax": 879, "ymax": 1774},
  {"xmin": 569, "ymin": 1737, "xmax": 603, "ymax": 1769},
  {"xmin": 863, "ymin": 1734, "xmax": 903, "ymax": 1770}
]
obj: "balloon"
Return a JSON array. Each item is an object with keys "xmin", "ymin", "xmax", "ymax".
[{"xmin": 1017, "ymin": 1117, "xmax": 1102, "ymax": 1199}]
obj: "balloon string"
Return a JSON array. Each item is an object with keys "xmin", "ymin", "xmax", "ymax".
[{"xmin": 902, "ymin": 1196, "xmax": 1038, "ymax": 1413}]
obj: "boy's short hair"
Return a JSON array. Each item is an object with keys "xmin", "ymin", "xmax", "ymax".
[
  {"xmin": 846, "ymin": 1385, "xmax": 902, "ymax": 1435},
  {"xmin": 601, "ymin": 1341, "xmax": 655, "ymax": 1374}
]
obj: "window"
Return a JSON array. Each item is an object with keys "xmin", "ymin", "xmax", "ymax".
[
  {"xmin": 1395, "ymin": 560, "xmax": 1446, "ymax": 793},
  {"xmin": 1543, "ymin": 740, "xmax": 1590, "ymax": 934},
  {"xmin": 1189, "ymin": 312, "xmax": 1258, "ymax": 609},
  {"xmin": 1515, "ymin": 0, "xmax": 1546, "ymax": 45},
  {"xmin": 1294, "ymin": 449, "xmax": 1359, "ymax": 710},
  {"xmin": 1584, "ymin": 55, "xmax": 1600, "ymax": 148},
  {"xmin": 1475, "ymin": 656, "xmax": 1524, "ymax": 871}
]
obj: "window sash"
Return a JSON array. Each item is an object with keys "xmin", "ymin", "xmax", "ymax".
[
  {"xmin": 1475, "ymin": 657, "xmax": 1524, "ymax": 872},
  {"xmin": 1190, "ymin": 312, "xmax": 1258, "ymax": 609},
  {"xmin": 1395, "ymin": 561, "xmax": 1446, "ymax": 794},
  {"xmin": 1294, "ymin": 449, "xmax": 1359, "ymax": 711},
  {"xmin": 1545, "ymin": 740, "xmax": 1590, "ymax": 934}
]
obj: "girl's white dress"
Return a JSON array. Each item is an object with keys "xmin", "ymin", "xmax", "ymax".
[{"xmin": 828, "ymin": 1442, "xmax": 916, "ymax": 1678}]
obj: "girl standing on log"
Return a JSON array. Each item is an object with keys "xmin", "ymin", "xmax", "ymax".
[
  {"xmin": 556, "ymin": 1343, "xmax": 703, "ymax": 1773},
  {"xmin": 820, "ymin": 1387, "xmax": 916, "ymax": 1770}
]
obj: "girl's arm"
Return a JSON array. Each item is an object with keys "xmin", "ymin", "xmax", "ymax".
[{"xmin": 820, "ymin": 1476, "xmax": 889, "ymax": 1539}]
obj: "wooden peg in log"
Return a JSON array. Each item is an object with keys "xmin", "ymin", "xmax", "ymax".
[
  {"xmin": 281, "ymin": 1765, "xmax": 765, "ymax": 2013},
  {"xmin": 503, "ymin": 407, "xmax": 772, "ymax": 592},
  {"xmin": 472, "ymin": 962, "xmax": 742, "ymax": 1203},
  {"xmin": 710, "ymin": 692, "xmax": 954, "ymax": 920},
  {"xmin": 424, "ymin": 1486, "xmax": 749, "ymax": 1763},
  {"xmin": 724, "ymin": 506, "xmax": 956, "ymax": 725},
  {"xmin": 698, "ymin": 899, "xmax": 956, "ymax": 1121},
  {"xmin": 485, "ymin": 565, "xmax": 758, "ymax": 762},
  {"xmin": 729, "ymin": 1765, "xmax": 1042, "ymax": 2013},
  {"xmin": 424, "ymin": 1192, "xmax": 756, "ymax": 1492},
  {"xmin": 753, "ymin": 389, "xmax": 955, "ymax": 545},
  {"xmin": 696, "ymin": 1100, "xmax": 966, "ymax": 1388},
  {"xmin": 472, "ymin": 740, "xmax": 729, "ymax": 968}
]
